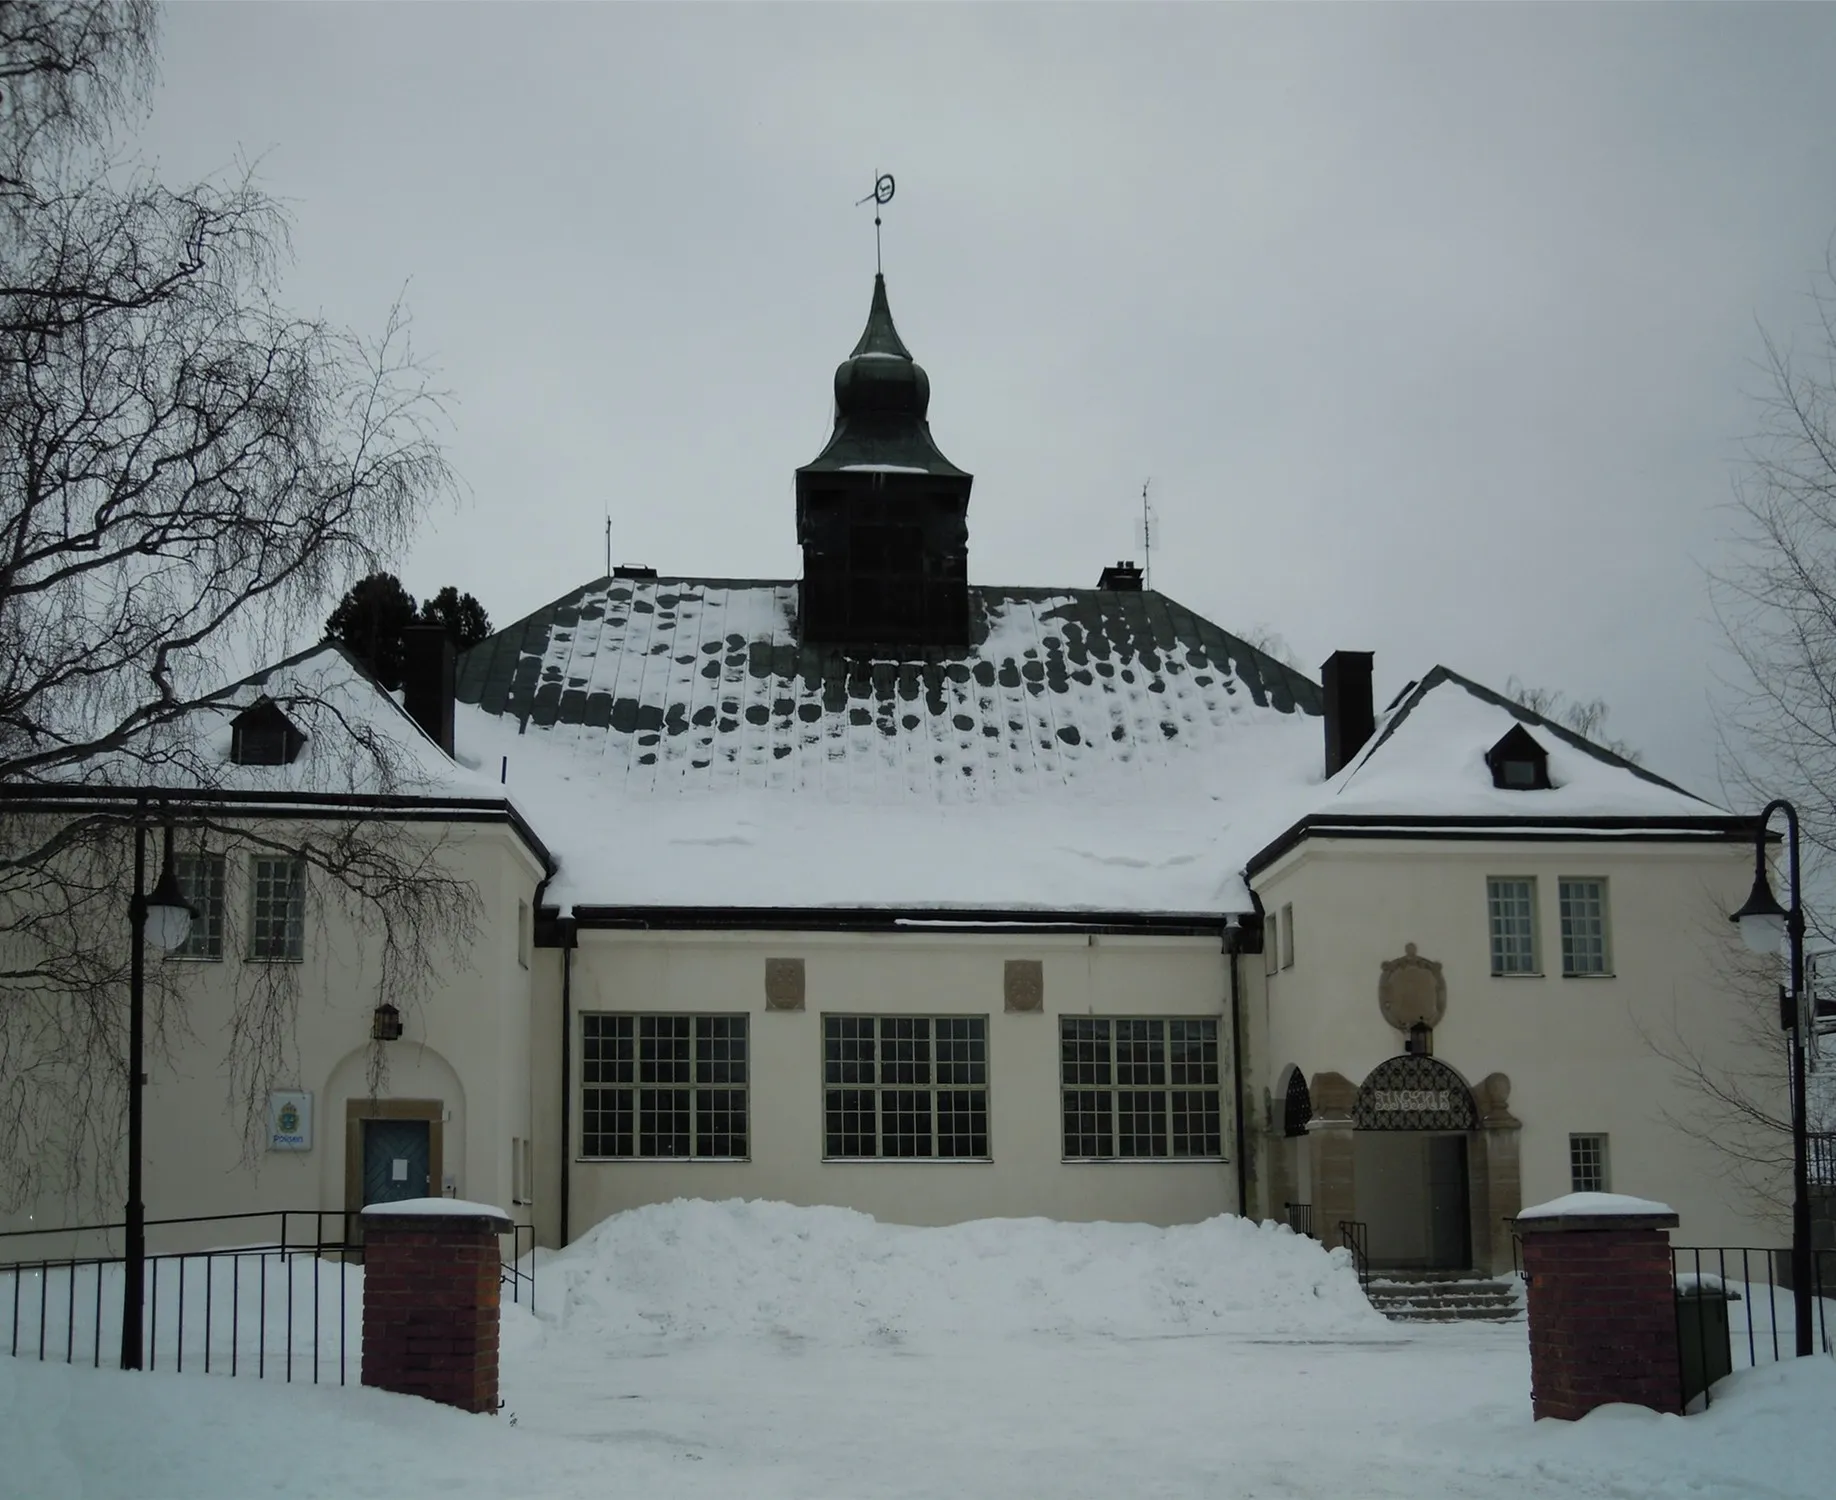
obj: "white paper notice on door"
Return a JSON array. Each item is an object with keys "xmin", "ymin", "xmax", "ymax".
[{"xmin": 392, "ymin": 1159, "xmax": 408, "ymax": 1182}]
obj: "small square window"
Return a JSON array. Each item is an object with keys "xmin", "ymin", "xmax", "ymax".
[
  {"xmin": 1487, "ymin": 877, "xmax": 1539, "ymax": 975},
  {"xmin": 1558, "ymin": 878, "xmax": 1610, "ymax": 977},
  {"xmin": 1569, "ymin": 1133, "xmax": 1609, "ymax": 1194},
  {"xmin": 1281, "ymin": 903, "xmax": 1295, "ymax": 969}
]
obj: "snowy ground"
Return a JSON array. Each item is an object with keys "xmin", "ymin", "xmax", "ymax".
[{"xmin": 5, "ymin": 1200, "xmax": 1836, "ymax": 1500}]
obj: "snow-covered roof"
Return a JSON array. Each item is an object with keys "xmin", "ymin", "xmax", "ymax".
[
  {"xmin": 452, "ymin": 578, "xmax": 1740, "ymax": 916},
  {"xmin": 25, "ymin": 642, "xmax": 508, "ymax": 809},
  {"xmin": 454, "ymin": 576, "xmax": 1323, "ymax": 913},
  {"xmin": 1331, "ymin": 668, "xmax": 1716, "ymax": 819}
]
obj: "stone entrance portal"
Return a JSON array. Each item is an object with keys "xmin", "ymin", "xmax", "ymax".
[
  {"xmin": 1303, "ymin": 1061, "xmax": 1521, "ymax": 1274},
  {"xmin": 1352, "ymin": 1057, "xmax": 1476, "ymax": 1270}
]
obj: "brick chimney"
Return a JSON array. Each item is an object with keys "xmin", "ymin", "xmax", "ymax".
[
  {"xmin": 1321, "ymin": 650, "xmax": 1374, "ymax": 778},
  {"xmin": 402, "ymin": 624, "xmax": 456, "ymax": 758}
]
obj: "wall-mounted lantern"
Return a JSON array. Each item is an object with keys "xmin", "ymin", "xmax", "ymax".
[
  {"xmin": 1405, "ymin": 1020, "xmax": 1434, "ymax": 1057},
  {"xmin": 371, "ymin": 1002, "xmax": 403, "ymax": 1042}
]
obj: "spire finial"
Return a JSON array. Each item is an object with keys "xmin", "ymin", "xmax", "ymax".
[{"xmin": 855, "ymin": 172, "xmax": 895, "ymax": 274}]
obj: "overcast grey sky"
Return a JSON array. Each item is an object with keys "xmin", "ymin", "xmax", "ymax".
[{"xmin": 137, "ymin": 3, "xmax": 1836, "ymax": 803}]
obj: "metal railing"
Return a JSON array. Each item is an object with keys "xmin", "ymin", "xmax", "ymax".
[
  {"xmin": 2, "ymin": 1207, "xmax": 537, "ymax": 1379},
  {"xmin": 1671, "ymin": 1246, "xmax": 1834, "ymax": 1410},
  {"xmin": 1283, "ymin": 1202, "xmax": 1315, "ymax": 1238},
  {"xmin": 501, "ymin": 1222, "xmax": 537, "ymax": 1308},
  {"xmin": 1812, "ymin": 1133, "xmax": 1836, "ymax": 1187},
  {"xmin": 1336, "ymin": 1219, "xmax": 1371, "ymax": 1287}
]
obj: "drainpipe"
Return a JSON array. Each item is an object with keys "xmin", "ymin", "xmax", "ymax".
[
  {"xmin": 1228, "ymin": 945, "xmax": 1250, "ymax": 1217},
  {"xmin": 558, "ymin": 914, "xmax": 577, "ymax": 1247}
]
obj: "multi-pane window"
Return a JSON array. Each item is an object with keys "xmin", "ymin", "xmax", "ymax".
[
  {"xmin": 823, "ymin": 1016, "xmax": 988, "ymax": 1159},
  {"xmin": 579, "ymin": 1014, "xmax": 748, "ymax": 1158},
  {"xmin": 1559, "ymin": 879, "xmax": 1610, "ymax": 976},
  {"xmin": 1570, "ymin": 1133, "xmax": 1609, "ymax": 1193},
  {"xmin": 1264, "ymin": 911, "xmax": 1281, "ymax": 978},
  {"xmin": 173, "ymin": 852, "xmax": 225, "ymax": 961},
  {"xmin": 1281, "ymin": 903, "xmax": 1296, "ymax": 969},
  {"xmin": 1060, "ymin": 1018, "xmax": 1223, "ymax": 1160},
  {"xmin": 1487, "ymin": 877, "xmax": 1539, "ymax": 975},
  {"xmin": 249, "ymin": 856, "xmax": 304, "ymax": 961}
]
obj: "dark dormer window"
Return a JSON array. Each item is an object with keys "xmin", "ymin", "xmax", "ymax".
[
  {"xmin": 1485, "ymin": 723, "xmax": 1550, "ymax": 790},
  {"xmin": 230, "ymin": 697, "xmax": 306, "ymax": 766}
]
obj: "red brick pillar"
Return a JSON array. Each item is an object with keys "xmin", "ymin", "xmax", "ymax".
[
  {"xmin": 1518, "ymin": 1196, "xmax": 1682, "ymax": 1421},
  {"xmin": 361, "ymin": 1200, "xmax": 512, "ymax": 1414}
]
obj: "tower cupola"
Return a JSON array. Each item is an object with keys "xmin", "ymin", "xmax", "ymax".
[{"xmin": 796, "ymin": 274, "xmax": 973, "ymax": 650}]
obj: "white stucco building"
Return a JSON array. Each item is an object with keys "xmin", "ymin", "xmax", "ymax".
[{"xmin": 2, "ymin": 273, "xmax": 1783, "ymax": 1273}]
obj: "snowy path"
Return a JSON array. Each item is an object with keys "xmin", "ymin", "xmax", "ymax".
[
  {"xmin": 5, "ymin": 1200, "xmax": 1834, "ymax": 1499},
  {"xmin": 9, "ymin": 1318, "xmax": 1834, "ymax": 1499}
]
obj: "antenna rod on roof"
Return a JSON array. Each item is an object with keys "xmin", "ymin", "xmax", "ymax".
[
  {"xmin": 1141, "ymin": 479, "xmax": 1153, "ymax": 592},
  {"xmin": 604, "ymin": 514, "xmax": 611, "ymax": 580},
  {"xmin": 856, "ymin": 171, "xmax": 895, "ymax": 275}
]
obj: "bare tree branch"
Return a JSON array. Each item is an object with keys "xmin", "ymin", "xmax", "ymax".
[{"xmin": 0, "ymin": 3, "xmax": 476, "ymax": 1211}]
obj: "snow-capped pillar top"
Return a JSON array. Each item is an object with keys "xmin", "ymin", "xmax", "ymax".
[{"xmin": 1515, "ymin": 1192, "xmax": 1678, "ymax": 1233}]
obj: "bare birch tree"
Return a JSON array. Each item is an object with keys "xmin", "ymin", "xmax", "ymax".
[
  {"xmin": 1714, "ymin": 249, "xmax": 1836, "ymax": 906},
  {"xmin": 0, "ymin": 2, "xmax": 475, "ymax": 1208}
]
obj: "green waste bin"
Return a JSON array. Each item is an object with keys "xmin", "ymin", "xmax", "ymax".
[{"xmin": 1676, "ymin": 1277, "xmax": 1740, "ymax": 1408}]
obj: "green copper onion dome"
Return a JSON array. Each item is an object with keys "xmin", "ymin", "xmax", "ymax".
[{"xmin": 802, "ymin": 274, "xmax": 966, "ymax": 477}]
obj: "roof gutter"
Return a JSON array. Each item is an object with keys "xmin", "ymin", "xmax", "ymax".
[
  {"xmin": 0, "ymin": 783, "xmax": 556, "ymax": 873},
  {"xmin": 1243, "ymin": 812, "xmax": 1760, "ymax": 880},
  {"xmin": 564, "ymin": 904, "xmax": 1244, "ymax": 936}
]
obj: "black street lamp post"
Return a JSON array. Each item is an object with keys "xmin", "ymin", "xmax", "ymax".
[
  {"xmin": 1728, "ymin": 797, "xmax": 1815, "ymax": 1359},
  {"xmin": 119, "ymin": 808, "xmax": 196, "ymax": 1372}
]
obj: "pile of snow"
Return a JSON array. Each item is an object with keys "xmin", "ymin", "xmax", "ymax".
[{"xmin": 531, "ymin": 1198, "xmax": 1386, "ymax": 1344}]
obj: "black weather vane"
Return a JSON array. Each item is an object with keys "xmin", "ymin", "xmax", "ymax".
[{"xmin": 855, "ymin": 172, "xmax": 895, "ymax": 273}]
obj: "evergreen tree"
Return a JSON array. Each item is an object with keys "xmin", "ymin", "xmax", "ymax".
[
  {"xmin": 417, "ymin": 586, "xmax": 492, "ymax": 653},
  {"xmin": 325, "ymin": 573, "xmax": 420, "ymax": 689}
]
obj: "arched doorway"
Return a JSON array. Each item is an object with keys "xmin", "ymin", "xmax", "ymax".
[
  {"xmin": 1352, "ymin": 1056, "xmax": 1477, "ymax": 1271},
  {"xmin": 1273, "ymin": 1065, "xmax": 1313, "ymax": 1230}
]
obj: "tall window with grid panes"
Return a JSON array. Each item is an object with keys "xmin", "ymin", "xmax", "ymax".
[
  {"xmin": 172, "ymin": 852, "xmax": 225, "ymax": 960},
  {"xmin": 248, "ymin": 855, "xmax": 304, "ymax": 961},
  {"xmin": 1558, "ymin": 879, "xmax": 1610, "ymax": 976},
  {"xmin": 1486, "ymin": 877, "xmax": 1538, "ymax": 975}
]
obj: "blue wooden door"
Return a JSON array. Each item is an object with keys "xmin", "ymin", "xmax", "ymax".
[{"xmin": 362, "ymin": 1118, "xmax": 431, "ymax": 1205}]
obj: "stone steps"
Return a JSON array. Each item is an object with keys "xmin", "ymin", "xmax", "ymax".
[{"xmin": 1364, "ymin": 1272, "xmax": 1524, "ymax": 1323}]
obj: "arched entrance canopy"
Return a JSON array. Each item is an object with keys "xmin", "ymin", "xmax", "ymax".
[{"xmin": 1352, "ymin": 1055, "xmax": 1477, "ymax": 1132}]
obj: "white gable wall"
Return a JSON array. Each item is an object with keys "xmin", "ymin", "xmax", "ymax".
[
  {"xmin": 1247, "ymin": 835, "xmax": 1781, "ymax": 1250},
  {"xmin": 1, "ymin": 820, "xmax": 547, "ymax": 1251}
]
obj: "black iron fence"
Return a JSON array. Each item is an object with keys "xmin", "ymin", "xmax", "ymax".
[
  {"xmin": 1336, "ymin": 1219, "xmax": 1371, "ymax": 1287},
  {"xmin": 1283, "ymin": 1202, "xmax": 1315, "ymax": 1238},
  {"xmin": 1, "ymin": 1208, "xmax": 536, "ymax": 1381},
  {"xmin": 1671, "ymin": 1246, "xmax": 1835, "ymax": 1410},
  {"xmin": 1813, "ymin": 1133, "xmax": 1836, "ymax": 1187}
]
